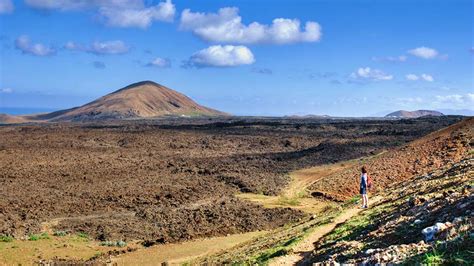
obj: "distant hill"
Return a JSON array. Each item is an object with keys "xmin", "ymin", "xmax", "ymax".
[
  {"xmin": 0, "ymin": 114, "xmax": 28, "ymax": 124},
  {"xmin": 1, "ymin": 81, "xmax": 227, "ymax": 123},
  {"xmin": 385, "ymin": 110, "xmax": 444, "ymax": 118}
]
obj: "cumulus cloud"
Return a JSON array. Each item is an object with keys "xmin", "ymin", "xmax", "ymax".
[
  {"xmin": 372, "ymin": 55, "xmax": 407, "ymax": 62},
  {"xmin": 184, "ymin": 45, "xmax": 255, "ymax": 68},
  {"xmin": 180, "ymin": 7, "xmax": 321, "ymax": 44},
  {"xmin": 408, "ymin": 46, "xmax": 439, "ymax": 59},
  {"xmin": 89, "ymin": 41, "xmax": 129, "ymax": 54},
  {"xmin": 420, "ymin": 73, "xmax": 434, "ymax": 82},
  {"xmin": 350, "ymin": 67, "xmax": 393, "ymax": 81},
  {"xmin": 25, "ymin": 0, "xmax": 175, "ymax": 28},
  {"xmin": 405, "ymin": 74, "xmax": 419, "ymax": 81},
  {"xmin": 146, "ymin": 57, "xmax": 171, "ymax": 68},
  {"xmin": 65, "ymin": 40, "xmax": 129, "ymax": 55},
  {"xmin": 0, "ymin": 0, "xmax": 14, "ymax": 14},
  {"xmin": 467, "ymin": 93, "xmax": 474, "ymax": 101},
  {"xmin": 433, "ymin": 93, "xmax": 474, "ymax": 109},
  {"xmin": 92, "ymin": 61, "xmax": 106, "ymax": 69},
  {"xmin": 15, "ymin": 35, "xmax": 56, "ymax": 56},
  {"xmin": 99, "ymin": 0, "xmax": 175, "ymax": 28},
  {"xmin": 0, "ymin": 88, "xmax": 13, "ymax": 93},
  {"xmin": 435, "ymin": 93, "xmax": 474, "ymax": 105},
  {"xmin": 405, "ymin": 73, "xmax": 434, "ymax": 82},
  {"xmin": 25, "ymin": 0, "xmax": 89, "ymax": 10}
]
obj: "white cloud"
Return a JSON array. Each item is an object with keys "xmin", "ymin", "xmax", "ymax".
[
  {"xmin": 64, "ymin": 41, "xmax": 79, "ymax": 50},
  {"xmin": 25, "ymin": 0, "xmax": 175, "ymax": 28},
  {"xmin": 350, "ymin": 67, "xmax": 393, "ymax": 81},
  {"xmin": 185, "ymin": 45, "xmax": 255, "ymax": 68},
  {"xmin": 0, "ymin": 88, "xmax": 13, "ymax": 93},
  {"xmin": 405, "ymin": 73, "xmax": 434, "ymax": 82},
  {"xmin": 372, "ymin": 55, "xmax": 407, "ymax": 62},
  {"xmin": 435, "ymin": 94, "xmax": 463, "ymax": 103},
  {"xmin": 420, "ymin": 73, "xmax": 434, "ymax": 82},
  {"xmin": 180, "ymin": 7, "xmax": 321, "ymax": 44},
  {"xmin": 65, "ymin": 40, "xmax": 129, "ymax": 55},
  {"xmin": 467, "ymin": 93, "xmax": 474, "ymax": 102},
  {"xmin": 90, "ymin": 41, "xmax": 129, "ymax": 54},
  {"xmin": 408, "ymin": 46, "xmax": 439, "ymax": 59},
  {"xmin": 0, "ymin": 0, "xmax": 14, "ymax": 14},
  {"xmin": 405, "ymin": 74, "xmax": 419, "ymax": 81},
  {"xmin": 147, "ymin": 57, "xmax": 171, "ymax": 68},
  {"xmin": 25, "ymin": 0, "xmax": 88, "ymax": 10},
  {"xmin": 435, "ymin": 93, "xmax": 474, "ymax": 107},
  {"xmin": 99, "ymin": 0, "xmax": 175, "ymax": 28},
  {"xmin": 15, "ymin": 35, "xmax": 56, "ymax": 56}
]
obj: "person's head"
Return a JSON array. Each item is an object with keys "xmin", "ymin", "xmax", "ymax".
[{"xmin": 361, "ymin": 166, "xmax": 367, "ymax": 174}]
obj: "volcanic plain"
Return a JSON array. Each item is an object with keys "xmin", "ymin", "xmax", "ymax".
[{"xmin": 0, "ymin": 116, "xmax": 464, "ymax": 248}]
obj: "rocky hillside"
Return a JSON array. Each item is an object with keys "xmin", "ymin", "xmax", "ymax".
[
  {"xmin": 309, "ymin": 118, "xmax": 473, "ymax": 201},
  {"xmin": 385, "ymin": 110, "xmax": 444, "ymax": 118},
  {"xmin": 193, "ymin": 118, "xmax": 472, "ymax": 265},
  {"xmin": 309, "ymin": 157, "xmax": 473, "ymax": 265}
]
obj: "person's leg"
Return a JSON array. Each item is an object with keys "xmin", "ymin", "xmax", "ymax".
[
  {"xmin": 365, "ymin": 194, "xmax": 369, "ymax": 207},
  {"xmin": 360, "ymin": 194, "xmax": 365, "ymax": 207}
]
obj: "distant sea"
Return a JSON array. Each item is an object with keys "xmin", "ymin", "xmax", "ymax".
[{"xmin": 0, "ymin": 107, "xmax": 59, "ymax": 115}]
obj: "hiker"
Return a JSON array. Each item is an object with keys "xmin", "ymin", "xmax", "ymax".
[{"xmin": 360, "ymin": 166, "xmax": 369, "ymax": 208}]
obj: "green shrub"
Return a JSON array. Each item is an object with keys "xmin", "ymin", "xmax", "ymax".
[
  {"xmin": 0, "ymin": 235, "xmax": 14, "ymax": 242},
  {"xmin": 424, "ymin": 248, "xmax": 445, "ymax": 264},
  {"xmin": 28, "ymin": 232, "xmax": 50, "ymax": 241},
  {"xmin": 76, "ymin": 232, "xmax": 89, "ymax": 239}
]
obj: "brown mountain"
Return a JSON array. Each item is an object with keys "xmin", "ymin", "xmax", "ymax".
[
  {"xmin": 0, "ymin": 114, "xmax": 28, "ymax": 124},
  {"xmin": 17, "ymin": 81, "xmax": 226, "ymax": 122},
  {"xmin": 385, "ymin": 110, "xmax": 444, "ymax": 118}
]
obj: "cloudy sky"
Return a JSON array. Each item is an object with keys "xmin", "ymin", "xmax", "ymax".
[{"xmin": 0, "ymin": 0, "xmax": 473, "ymax": 116}]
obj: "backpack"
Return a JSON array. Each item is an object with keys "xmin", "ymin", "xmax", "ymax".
[{"xmin": 367, "ymin": 175, "xmax": 373, "ymax": 190}]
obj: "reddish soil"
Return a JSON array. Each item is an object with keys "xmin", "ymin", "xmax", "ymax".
[
  {"xmin": 309, "ymin": 117, "xmax": 473, "ymax": 201},
  {"xmin": 0, "ymin": 116, "xmax": 464, "ymax": 243},
  {"xmin": 309, "ymin": 156, "xmax": 473, "ymax": 265}
]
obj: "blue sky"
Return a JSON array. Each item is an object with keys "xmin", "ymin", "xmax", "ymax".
[{"xmin": 0, "ymin": 0, "xmax": 473, "ymax": 116}]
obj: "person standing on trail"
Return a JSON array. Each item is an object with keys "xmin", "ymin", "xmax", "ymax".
[{"xmin": 360, "ymin": 167, "xmax": 369, "ymax": 208}]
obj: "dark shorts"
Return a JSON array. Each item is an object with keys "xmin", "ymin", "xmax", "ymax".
[{"xmin": 360, "ymin": 186, "xmax": 367, "ymax": 195}]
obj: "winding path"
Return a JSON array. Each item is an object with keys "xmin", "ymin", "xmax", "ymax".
[{"xmin": 270, "ymin": 196, "xmax": 381, "ymax": 266}]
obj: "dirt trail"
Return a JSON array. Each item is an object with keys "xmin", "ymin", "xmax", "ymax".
[
  {"xmin": 270, "ymin": 196, "xmax": 381, "ymax": 266},
  {"xmin": 40, "ymin": 212, "xmax": 136, "ymax": 234},
  {"xmin": 112, "ymin": 159, "xmax": 372, "ymax": 264},
  {"xmin": 236, "ymin": 161, "xmax": 354, "ymax": 213},
  {"xmin": 111, "ymin": 231, "xmax": 266, "ymax": 265},
  {"xmin": 236, "ymin": 153, "xmax": 383, "ymax": 214}
]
